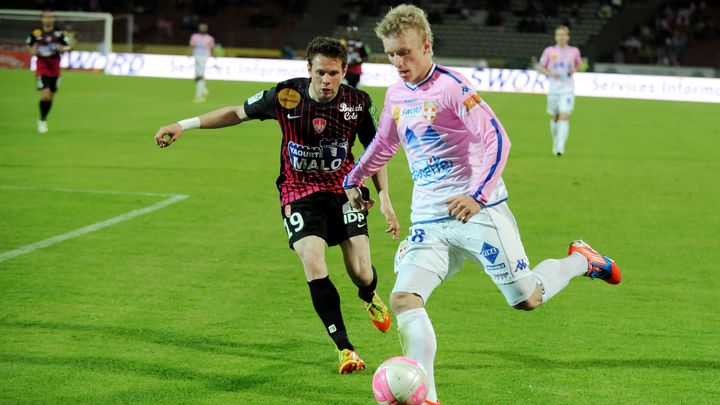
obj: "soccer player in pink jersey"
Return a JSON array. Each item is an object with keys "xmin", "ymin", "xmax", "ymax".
[
  {"xmin": 538, "ymin": 25, "xmax": 583, "ymax": 156},
  {"xmin": 154, "ymin": 37, "xmax": 400, "ymax": 375},
  {"xmin": 188, "ymin": 23, "xmax": 215, "ymax": 102},
  {"xmin": 343, "ymin": 5, "xmax": 620, "ymax": 404}
]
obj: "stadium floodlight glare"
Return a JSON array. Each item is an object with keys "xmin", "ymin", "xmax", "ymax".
[{"xmin": 0, "ymin": 8, "xmax": 112, "ymax": 54}]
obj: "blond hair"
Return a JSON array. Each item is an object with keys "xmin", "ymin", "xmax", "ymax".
[
  {"xmin": 375, "ymin": 4, "xmax": 433, "ymax": 44},
  {"xmin": 555, "ymin": 25, "xmax": 570, "ymax": 34}
]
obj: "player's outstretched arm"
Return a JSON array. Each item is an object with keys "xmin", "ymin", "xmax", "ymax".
[{"xmin": 154, "ymin": 105, "xmax": 252, "ymax": 148}]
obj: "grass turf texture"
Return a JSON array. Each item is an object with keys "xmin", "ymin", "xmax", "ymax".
[{"xmin": 1, "ymin": 69, "xmax": 718, "ymax": 404}]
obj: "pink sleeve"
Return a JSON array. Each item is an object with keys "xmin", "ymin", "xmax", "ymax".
[
  {"xmin": 453, "ymin": 82, "xmax": 511, "ymax": 205},
  {"xmin": 344, "ymin": 101, "xmax": 400, "ymax": 188},
  {"xmin": 574, "ymin": 47, "xmax": 582, "ymax": 67},
  {"xmin": 189, "ymin": 34, "xmax": 196, "ymax": 46},
  {"xmin": 539, "ymin": 47, "xmax": 550, "ymax": 68},
  {"xmin": 210, "ymin": 36, "xmax": 216, "ymax": 49}
]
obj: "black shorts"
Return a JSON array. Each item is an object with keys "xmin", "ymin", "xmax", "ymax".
[
  {"xmin": 281, "ymin": 188, "xmax": 371, "ymax": 249},
  {"xmin": 36, "ymin": 76, "xmax": 59, "ymax": 92}
]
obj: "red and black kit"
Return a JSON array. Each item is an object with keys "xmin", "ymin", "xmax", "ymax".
[
  {"xmin": 26, "ymin": 27, "xmax": 69, "ymax": 91},
  {"xmin": 243, "ymin": 77, "xmax": 379, "ymax": 247}
]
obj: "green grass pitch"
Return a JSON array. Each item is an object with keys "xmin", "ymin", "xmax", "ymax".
[{"xmin": 1, "ymin": 68, "xmax": 719, "ymax": 404}]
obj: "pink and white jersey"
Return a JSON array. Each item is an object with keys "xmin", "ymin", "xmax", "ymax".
[
  {"xmin": 345, "ymin": 64, "xmax": 510, "ymax": 224},
  {"xmin": 190, "ymin": 33, "xmax": 215, "ymax": 59},
  {"xmin": 539, "ymin": 45, "xmax": 582, "ymax": 94}
]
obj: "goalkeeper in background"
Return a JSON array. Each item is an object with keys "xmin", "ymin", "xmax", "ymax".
[{"xmin": 26, "ymin": 9, "xmax": 71, "ymax": 134}]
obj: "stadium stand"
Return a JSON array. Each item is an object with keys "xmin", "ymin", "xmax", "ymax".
[
  {"xmin": 599, "ymin": 0, "xmax": 720, "ymax": 67},
  {"xmin": 5, "ymin": 0, "xmax": 718, "ymax": 68}
]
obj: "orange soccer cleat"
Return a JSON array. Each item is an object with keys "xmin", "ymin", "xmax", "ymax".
[
  {"xmin": 568, "ymin": 240, "xmax": 622, "ymax": 285},
  {"xmin": 365, "ymin": 292, "xmax": 392, "ymax": 333},
  {"xmin": 337, "ymin": 348, "xmax": 366, "ymax": 374}
]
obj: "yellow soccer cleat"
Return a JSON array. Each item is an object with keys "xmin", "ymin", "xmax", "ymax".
[
  {"xmin": 365, "ymin": 292, "xmax": 392, "ymax": 333},
  {"xmin": 338, "ymin": 348, "xmax": 366, "ymax": 374}
]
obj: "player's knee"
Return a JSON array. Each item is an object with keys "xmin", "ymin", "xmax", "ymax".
[
  {"xmin": 559, "ymin": 113, "xmax": 570, "ymax": 120},
  {"xmin": 390, "ymin": 291, "xmax": 423, "ymax": 313},
  {"xmin": 513, "ymin": 298, "xmax": 541, "ymax": 311}
]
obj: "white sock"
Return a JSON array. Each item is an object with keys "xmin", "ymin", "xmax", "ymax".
[
  {"xmin": 200, "ymin": 79, "xmax": 207, "ymax": 94},
  {"xmin": 550, "ymin": 119, "xmax": 558, "ymax": 153},
  {"xmin": 531, "ymin": 253, "xmax": 587, "ymax": 303},
  {"xmin": 195, "ymin": 80, "xmax": 202, "ymax": 98},
  {"xmin": 397, "ymin": 307, "xmax": 438, "ymax": 403},
  {"xmin": 556, "ymin": 119, "xmax": 569, "ymax": 153}
]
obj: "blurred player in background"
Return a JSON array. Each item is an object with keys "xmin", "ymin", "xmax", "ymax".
[
  {"xmin": 154, "ymin": 37, "xmax": 400, "ymax": 375},
  {"xmin": 341, "ymin": 25, "xmax": 370, "ymax": 88},
  {"xmin": 538, "ymin": 25, "xmax": 582, "ymax": 156},
  {"xmin": 26, "ymin": 9, "xmax": 71, "ymax": 134},
  {"xmin": 188, "ymin": 22, "xmax": 215, "ymax": 102},
  {"xmin": 344, "ymin": 6, "xmax": 621, "ymax": 404}
]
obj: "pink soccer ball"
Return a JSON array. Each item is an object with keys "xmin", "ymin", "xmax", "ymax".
[{"xmin": 372, "ymin": 357, "xmax": 428, "ymax": 405}]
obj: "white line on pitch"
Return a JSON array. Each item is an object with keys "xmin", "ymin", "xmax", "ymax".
[{"xmin": 0, "ymin": 186, "xmax": 189, "ymax": 263}]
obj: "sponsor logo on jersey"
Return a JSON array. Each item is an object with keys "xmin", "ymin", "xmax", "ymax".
[
  {"xmin": 480, "ymin": 242, "xmax": 500, "ymax": 264},
  {"xmin": 463, "ymin": 94, "xmax": 482, "ymax": 112},
  {"xmin": 287, "ymin": 138, "xmax": 347, "ymax": 172},
  {"xmin": 278, "ymin": 88, "xmax": 301, "ymax": 109},
  {"xmin": 410, "ymin": 155, "xmax": 452, "ymax": 186},
  {"xmin": 343, "ymin": 211, "xmax": 366, "ymax": 227},
  {"xmin": 486, "ymin": 263, "xmax": 506, "ymax": 271},
  {"xmin": 400, "ymin": 105, "xmax": 423, "ymax": 120},
  {"xmin": 313, "ymin": 118, "xmax": 326, "ymax": 133},
  {"xmin": 339, "ymin": 103, "xmax": 362, "ymax": 121},
  {"xmin": 247, "ymin": 91, "xmax": 263, "ymax": 105},
  {"xmin": 422, "ymin": 101, "xmax": 437, "ymax": 122},
  {"xmin": 339, "ymin": 103, "xmax": 363, "ymax": 112}
]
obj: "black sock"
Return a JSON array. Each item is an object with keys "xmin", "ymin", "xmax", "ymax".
[
  {"xmin": 357, "ymin": 265, "xmax": 378, "ymax": 303},
  {"xmin": 39, "ymin": 100, "xmax": 52, "ymax": 120},
  {"xmin": 308, "ymin": 276, "xmax": 353, "ymax": 351}
]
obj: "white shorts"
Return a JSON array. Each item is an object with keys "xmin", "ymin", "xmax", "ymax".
[
  {"xmin": 546, "ymin": 92, "xmax": 575, "ymax": 115},
  {"xmin": 392, "ymin": 202, "xmax": 535, "ymax": 306},
  {"xmin": 194, "ymin": 57, "xmax": 208, "ymax": 78}
]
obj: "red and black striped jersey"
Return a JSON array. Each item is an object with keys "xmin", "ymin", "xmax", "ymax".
[
  {"xmin": 244, "ymin": 77, "xmax": 378, "ymax": 206},
  {"xmin": 26, "ymin": 27, "xmax": 69, "ymax": 77}
]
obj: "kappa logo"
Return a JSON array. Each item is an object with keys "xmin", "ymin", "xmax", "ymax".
[
  {"xmin": 461, "ymin": 85, "xmax": 471, "ymax": 95},
  {"xmin": 313, "ymin": 118, "xmax": 326, "ymax": 133},
  {"xmin": 480, "ymin": 242, "xmax": 500, "ymax": 264},
  {"xmin": 515, "ymin": 259, "xmax": 528, "ymax": 272}
]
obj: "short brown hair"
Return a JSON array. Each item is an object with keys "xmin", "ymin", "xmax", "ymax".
[{"xmin": 306, "ymin": 37, "xmax": 347, "ymax": 67}]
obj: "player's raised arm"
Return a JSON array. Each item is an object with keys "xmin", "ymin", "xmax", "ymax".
[{"xmin": 154, "ymin": 105, "xmax": 252, "ymax": 148}]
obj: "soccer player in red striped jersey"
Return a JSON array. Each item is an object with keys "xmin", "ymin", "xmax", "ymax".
[
  {"xmin": 26, "ymin": 9, "xmax": 71, "ymax": 134},
  {"xmin": 153, "ymin": 37, "xmax": 400, "ymax": 374}
]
